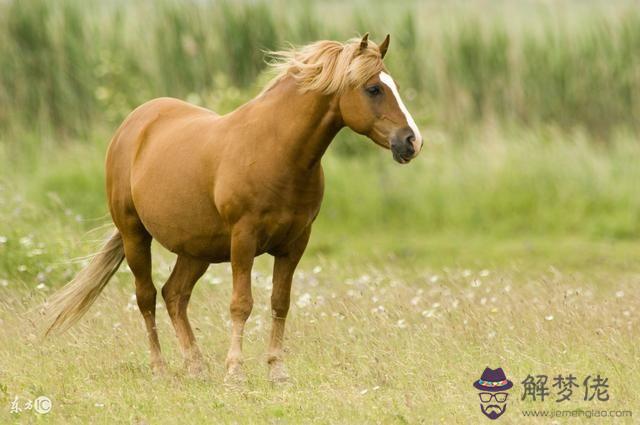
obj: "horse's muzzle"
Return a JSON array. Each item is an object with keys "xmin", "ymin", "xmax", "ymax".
[{"xmin": 390, "ymin": 126, "xmax": 420, "ymax": 164}]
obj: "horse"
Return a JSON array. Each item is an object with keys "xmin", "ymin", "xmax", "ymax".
[{"xmin": 42, "ymin": 33, "xmax": 423, "ymax": 383}]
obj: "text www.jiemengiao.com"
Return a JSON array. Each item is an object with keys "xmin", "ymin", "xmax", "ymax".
[{"xmin": 521, "ymin": 409, "xmax": 632, "ymax": 419}]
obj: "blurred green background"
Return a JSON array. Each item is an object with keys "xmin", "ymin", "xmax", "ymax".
[{"xmin": 1, "ymin": 0, "xmax": 640, "ymax": 278}]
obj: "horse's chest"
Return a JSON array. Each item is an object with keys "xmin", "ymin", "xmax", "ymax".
[
  {"xmin": 255, "ymin": 203, "xmax": 318, "ymax": 252},
  {"xmin": 215, "ymin": 166, "xmax": 324, "ymax": 252}
]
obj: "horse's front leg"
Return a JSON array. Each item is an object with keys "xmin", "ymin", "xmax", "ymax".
[
  {"xmin": 267, "ymin": 228, "xmax": 310, "ymax": 383},
  {"xmin": 225, "ymin": 224, "xmax": 256, "ymax": 384}
]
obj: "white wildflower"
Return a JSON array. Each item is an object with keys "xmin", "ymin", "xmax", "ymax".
[
  {"xmin": 296, "ymin": 293, "xmax": 312, "ymax": 308},
  {"xmin": 19, "ymin": 236, "xmax": 33, "ymax": 247},
  {"xmin": 371, "ymin": 305, "xmax": 385, "ymax": 314},
  {"xmin": 359, "ymin": 274, "xmax": 371, "ymax": 284},
  {"xmin": 27, "ymin": 248, "xmax": 44, "ymax": 257}
]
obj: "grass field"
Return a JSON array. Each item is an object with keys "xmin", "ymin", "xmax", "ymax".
[
  {"xmin": 2, "ymin": 0, "xmax": 640, "ymax": 423},
  {"xmin": 2, "ymin": 90, "xmax": 640, "ymax": 425},
  {"xmin": 1, "ymin": 242, "xmax": 638, "ymax": 423}
]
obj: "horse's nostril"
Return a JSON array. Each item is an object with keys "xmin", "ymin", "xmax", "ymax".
[
  {"xmin": 405, "ymin": 135, "xmax": 416, "ymax": 155},
  {"xmin": 405, "ymin": 135, "xmax": 416, "ymax": 145}
]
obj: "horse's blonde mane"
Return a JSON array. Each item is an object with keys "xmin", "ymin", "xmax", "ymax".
[{"xmin": 265, "ymin": 37, "xmax": 385, "ymax": 95}]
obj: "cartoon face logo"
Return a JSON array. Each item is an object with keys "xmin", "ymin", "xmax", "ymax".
[{"xmin": 473, "ymin": 367, "xmax": 513, "ymax": 420}]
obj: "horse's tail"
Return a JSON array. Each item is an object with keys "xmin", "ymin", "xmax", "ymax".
[{"xmin": 43, "ymin": 230, "xmax": 125, "ymax": 336}]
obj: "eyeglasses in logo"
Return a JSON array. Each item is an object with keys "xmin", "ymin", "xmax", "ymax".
[{"xmin": 473, "ymin": 367, "xmax": 513, "ymax": 420}]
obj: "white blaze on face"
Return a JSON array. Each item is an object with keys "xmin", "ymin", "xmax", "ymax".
[{"xmin": 379, "ymin": 71, "xmax": 422, "ymax": 154}]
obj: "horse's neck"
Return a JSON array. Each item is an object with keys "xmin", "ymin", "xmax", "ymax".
[{"xmin": 246, "ymin": 76, "xmax": 343, "ymax": 171}]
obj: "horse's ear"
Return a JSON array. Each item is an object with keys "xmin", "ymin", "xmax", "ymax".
[
  {"xmin": 359, "ymin": 33, "xmax": 369, "ymax": 51},
  {"xmin": 379, "ymin": 34, "xmax": 390, "ymax": 59}
]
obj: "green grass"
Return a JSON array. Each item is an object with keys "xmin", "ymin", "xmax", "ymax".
[
  {"xmin": 1, "ymin": 126, "xmax": 639, "ymax": 423},
  {"xmin": 0, "ymin": 248, "xmax": 638, "ymax": 423},
  {"xmin": 3, "ymin": 126, "xmax": 640, "ymax": 260}
]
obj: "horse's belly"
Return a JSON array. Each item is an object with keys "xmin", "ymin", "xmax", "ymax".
[
  {"xmin": 147, "ymin": 218, "xmax": 231, "ymax": 262},
  {"xmin": 132, "ymin": 182, "xmax": 231, "ymax": 262}
]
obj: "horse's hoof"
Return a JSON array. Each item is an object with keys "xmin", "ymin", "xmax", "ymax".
[
  {"xmin": 224, "ymin": 364, "xmax": 247, "ymax": 388},
  {"xmin": 186, "ymin": 360, "xmax": 207, "ymax": 378},
  {"xmin": 268, "ymin": 362, "xmax": 290, "ymax": 384},
  {"xmin": 151, "ymin": 361, "xmax": 168, "ymax": 378}
]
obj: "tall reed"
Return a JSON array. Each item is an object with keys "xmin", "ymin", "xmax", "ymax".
[{"xmin": 1, "ymin": 0, "xmax": 638, "ymax": 143}]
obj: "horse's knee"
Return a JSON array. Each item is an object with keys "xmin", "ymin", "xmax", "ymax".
[
  {"xmin": 270, "ymin": 295, "xmax": 290, "ymax": 319},
  {"xmin": 230, "ymin": 294, "xmax": 253, "ymax": 321}
]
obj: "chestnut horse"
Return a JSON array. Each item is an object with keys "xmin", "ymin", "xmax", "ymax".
[{"xmin": 43, "ymin": 34, "xmax": 422, "ymax": 382}]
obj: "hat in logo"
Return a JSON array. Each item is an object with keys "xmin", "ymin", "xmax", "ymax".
[{"xmin": 473, "ymin": 367, "xmax": 513, "ymax": 392}]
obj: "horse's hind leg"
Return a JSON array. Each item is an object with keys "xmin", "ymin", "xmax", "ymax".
[
  {"xmin": 120, "ymin": 227, "xmax": 165, "ymax": 375},
  {"xmin": 161, "ymin": 255, "xmax": 209, "ymax": 376}
]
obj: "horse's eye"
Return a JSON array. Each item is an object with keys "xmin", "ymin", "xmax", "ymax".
[{"xmin": 366, "ymin": 85, "xmax": 382, "ymax": 96}]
